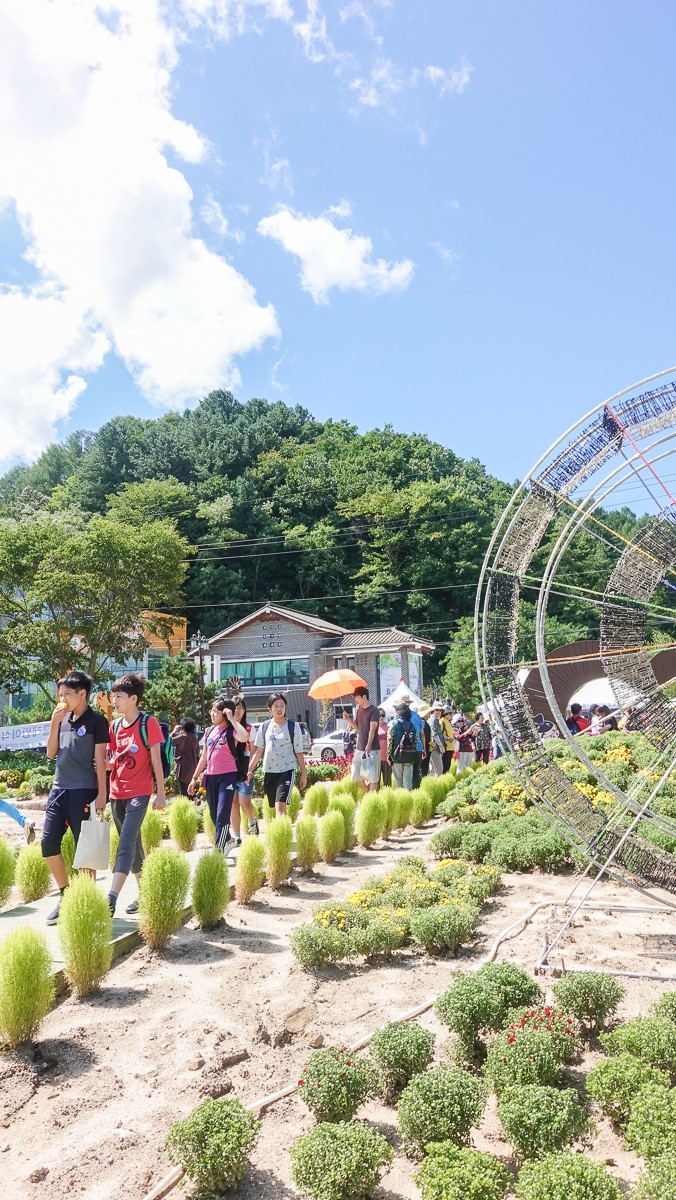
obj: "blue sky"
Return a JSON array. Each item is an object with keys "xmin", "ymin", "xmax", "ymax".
[{"xmin": 1, "ymin": 0, "xmax": 675, "ymax": 491}]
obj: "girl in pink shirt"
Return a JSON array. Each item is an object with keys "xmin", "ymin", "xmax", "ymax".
[{"xmin": 189, "ymin": 698, "xmax": 248, "ymax": 852}]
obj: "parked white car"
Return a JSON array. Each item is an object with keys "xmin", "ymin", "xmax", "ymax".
[{"xmin": 309, "ymin": 730, "xmax": 348, "ymax": 761}]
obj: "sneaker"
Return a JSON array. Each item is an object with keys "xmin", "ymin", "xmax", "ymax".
[
  {"xmin": 248, "ymin": 819, "xmax": 260, "ymax": 836},
  {"xmin": 234, "ymin": 836, "xmax": 242, "ymax": 847},
  {"xmin": 125, "ymin": 898, "xmax": 140, "ymax": 915},
  {"xmin": 107, "ymin": 895, "xmax": 117, "ymax": 917},
  {"xmin": 24, "ymin": 821, "xmax": 36, "ymax": 845},
  {"xmin": 46, "ymin": 897, "xmax": 62, "ymax": 926}
]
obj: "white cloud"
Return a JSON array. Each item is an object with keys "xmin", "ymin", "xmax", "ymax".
[
  {"xmin": 180, "ymin": 0, "xmax": 293, "ymax": 38},
  {"xmin": 256, "ymin": 134, "xmax": 294, "ymax": 193},
  {"xmin": 258, "ymin": 204, "xmax": 414, "ymax": 303},
  {"xmin": 349, "ymin": 56, "xmax": 417, "ymax": 109},
  {"xmin": 294, "ymin": 0, "xmax": 335, "ymax": 63},
  {"xmin": 201, "ymin": 190, "xmax": 245, "ymax": 242},
  {"xmin": 431, "ymin": 242, "xmax": 459, "ymax": 272},
  {"xmin": 424, "ymin": 58, "xmax": 473, "ymax": 97},
  {"xmin": 0, "ymin": 0, "xmax": 278, "ymax": 462},
  {"xmin": 327, "ymin": 199, "xmax": 353, "ymax": 218}
]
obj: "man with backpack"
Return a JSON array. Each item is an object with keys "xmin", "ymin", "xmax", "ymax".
[
  {"xmin": 107, "ymin": 673, "xmax": 166, "ymax": 916},
  {"xmin": 387, "ymin": 702, "xmax": 418, "ymax": 790}
]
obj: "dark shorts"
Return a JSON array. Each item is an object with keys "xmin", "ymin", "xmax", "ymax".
[
  {"xmin": 263, "ymin": 770, "xmax": 296, "ymax": 808},
  {"xmin": 41, "ymin": 786, "xmax": 98, "ymax": 858}
]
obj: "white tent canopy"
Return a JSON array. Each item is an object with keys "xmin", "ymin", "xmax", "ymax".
[{"xmin": 380, "ymin": 680, "xmax": 425, "ymax": 717}]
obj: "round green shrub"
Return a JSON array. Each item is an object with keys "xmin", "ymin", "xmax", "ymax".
[
  {"xmin": 651, "ymin": 990, "xmax": 676, "ymax": 1023},
  {"xmin": 625, "ymin": 1084, "xmax": 676, "ymax": 1160},
  {"xmin": 141, "ymin": 806, "xmax": 164, "ymax": 854},
  {"xmin": 264, "ymin": 813, "xmax": 293, "ymax": 887},
  {"xmin": 585, "ymin": 1053, "xmax": 670, "ymax": 1129},
  {"xmin": 498, "ymin": 1084, "xmax": 590, "ymax": 1159},
  {"xmin": 303, "ymin": 783, "xmax": 329, "ymax": 817},
  {"xmin": 328, "ymin": 793, "xmax": 356, "ymax": 848},
  {"xmin": 484, "ymin": 1029, "xmax": 562, "ymax": 1094},
  {"xmin": 14, "ymin": 844, "xmax": 51, "ymax": 903},
  {"xmin": 234, "ymin": 834, "xmax": 265, "ymax": 903},
  {"xmin": 138, "ymin": 845, "xmax": 190, "ymax": 949},
  {"xmin": 420, "ymin": 773, "xmax": 454, "ymax": 809},
  {"xmin": 0, "ymin": 835, "xmax": 15, "ymax": 906},
  {"xmin": 350, "ymin": 912, "xmax": 408, "ymax": 958},
  {"xmin": 165, "ymin": 1096, "xmax": 260, "ymax": 1192},
  {"xmin": 317, "ymin": 810, "xmax": 346, "ymax": 863},
  {"xmin": 370, "ymin": 1020, "xmax": 435, "ymax": 1097},
  {"xmin": 333, "ymin": 779, "xmax": 362, "ymax": 803},
  {"xmin": 416, "ymin": 1143, "xmax": 510, "ymax": 1200},
  {"xmin": 600, "ymin": 1016, "xmax": 676, "ymax": 1072},
  {"xmin": 298, "ymin": 1046, "xmax": 377, "ymax": 1122},
  {"xmin": 290, "ymin": 922, "xmax": 353, "ymax": 969},
  {"xmin": 631, "ymin": 1152, "xmax": 676, "ymax": 1200},
  {"xmin": 552, "ymin": 972, "xmax": 625, "ymax": 1033},
  {"xmin": 168, "ymin": 797, "xmax": 198, "ymax": 852},
  {"xmin": 503, "ymin": 1005, "xmax": 580, "ymax": 1061},
  {"xmin": 410, "ymin": 902, "xmax": 479, "ymax": 954},
  {"xmin": 0, "ymin": 927, "xmax": 54, "ymax": 1048},
  {"xmin": 58, "ymin": 874, "xmax": 113, "ymax": 996},
  {"xmin": 27, "ymin": 770, "xmax": 53, "ymax": 795},
  {"xmin": 290, "ymin": 1120, "xmax": 393, "ymax": 1200},
  {"xmin": 295, "ymin": 815, "xmax": 320, "ymax": 871},
  {"xmin": 435, "ymin": 962, "xmax": 542, "ymax": 1056},
  {"xmin": 397, "ymin": 1065, "xmax": 485, "ymax": 1156},
  {"xmin": 191, "ymin": 849, "xmax": 229, "ymax": 929},
  {"xmin": 515, "ymin": 1152, "xmax": 622, "ymax": 1200},
  {"xmin": 410, "ymin": 788, "xmax": 434, "ymax": 828},
  {"xmin": 355, "ymin": 794, "xmax": 386, "ymax": 848}
]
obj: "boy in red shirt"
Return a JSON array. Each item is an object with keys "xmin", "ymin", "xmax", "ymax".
[{"xmin": 107, "ymin": 673, "xmax": 166, "ymax": 916}]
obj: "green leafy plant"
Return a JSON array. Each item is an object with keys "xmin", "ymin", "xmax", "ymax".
[
  {"xmin": 351, "ymin": 911, "xmax": 408, "ymax": 958},
  {"xmin": 379, "ymin": 788, "xmax": 399, "ymax": 837},
  {"xmin": 498, "ymin": 1084, "xmax": 590, "ymax": 1159},
  {"xmin": 317, "ymin": 810, "xmax": 346, "ymax": 863},
  {"xmin": 298, "ymin": 1046, "xmax": 377, "ymax": 1122},
  {"xmin": 290, "ymin": 922, "xmax": 353, "ymax": 969},
  {"xmin": 191, "ymin": 849, "xmax": 230, "ymax": 929},
  {"xmin": 26, "ymin": 770, "xmax": 53, "ymax": 795},
  {"xmin": 355, "ymin": 794, "xmax": 386, "ymax": 848},
  {"xmin": 138, "ymin": 845, "xmax": 190, "ymax": 949},
  {"xmin": 503, "ymin": 1005, "xmax": 580, "ymax": 1061},
  {"xmin": 328, "ymin": 793, "xmax": 356, "ymax": 848},
  {"xmin": 58, "ymin": 875, "xmax": 113, "ymax": 996},
  {"xmin": 397, "ymin": 1065, "xmax": 485, "ymax": 1156},
  {"xmin": 333, "ymin": 779, "xmax": 362, "ymax": 803},
  {"xmin": 625, "ymin": 1083, "xmax": 676, "ymax": 1160},
  {"xmin": 168, "ymin": 797, "xmax": 198, "ymax": 852},
  {"xmin": 410, "ymin": 788, "xmax": 434, "ymax": 828},
  {"xmin": 295, "ymin": 815, "xmax": 320, "ymax": 871},
  {"xmin": 303, "ymin": 783, "xmax": 330, "ymax": 817},
  {"xmin": 61, "ymin": 825, "xmax": 76, "ymax": 877},
  {"xmin": 370, "ymin": 1020, "xmax": 435, "ymax": 1097},
  {"xmin": 416, "ymin": 1143, "xmax": 510, "ymax": 1200},
  {"xmin": 234, "ymin": 835, "xmax": 266, "ymax": 903},
  {"xmin": 410, "ymin": 901, "xmax": 479, "ymax": 954},
  {"xmin": 585, "ymin": 1053, "xmax": 669, "ymax": 1128},
  {"xmin": 631, "ymin": 1152, "xmax": 676, "ymax": 1200},
  {"xmin": 290, "ymin": 1121, "xmax": 393, "ymax": 1200},
  {"xmin": 420, "ymin": 773, "xmax": 454, "ymax": 809},
  {"xmin": 165, "ymin": 1096, "xmax": 260, "ymax": 1193},
  {"xmin": 552, "ymin": 972, "xmax": 625, "ymax": 1033},
  {"xmin": 435, "ymin": 962, "xmax": 542, "ymax": 1057},
  {"xmin": 396, "ymin": 788, "xmax": 414, "ymax": 829},
  {"xmin": 141, "ymin": 806, "xmax": 164, "ymax": 854},
  {"xmin": 289, "ymin": 785, "xmax": 302, "ymax": 822},
  {"xmin": 515, "ymin": 1152, "xmax": 622, "ymax": 1200},
  {"xmin": 109, "ymin": 822, "xmax": 120, "ymax": 871},
  {"xmin": 651, "ymin": 991, "xmax": 676, "ymax": 1023},
  {"xmin": 0, "ymin": 835, "xmax": 15, "ymax": 906},
  {"xmin": 264, "ymin": 813, "xmax": 293, "ymax": 887},
  {"xmin": 600, "ymin": 1016, "xmax": 676, "ymax": 1072},
  {"xmin": 0, "ymin": 927, "xmax": 54, "ymax": 1048},
  {"xmin": 14, "ymin": 844, "xmax": 51, "ymax": 903},
  {"xmin": 484, "ymin": 1028, "xmax": 562, "ymax": 1094}
]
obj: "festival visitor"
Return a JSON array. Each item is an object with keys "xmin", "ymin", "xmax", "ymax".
[
  {"xmin": 170, "ymin": 718, "xmax": 200, "ymax": 795},
  {"xmin": 0, "ymin": 796, "xmax": 35, "ymax": 843},
  {"xmin": 400, "ymin": 694, "xmax": 425, "ymax": 788},
  {"xmin": 42, "ymin": 670, "xmax": 109, "ymax": 925},
  {"xmin": 387, "ymin": 702, "xmax": 418, "ymax": 791},
  {"xmin": 566, "ymin": 703, "xmax": 590, "ymax": 735},
  {"xmin": 342, "ymin": 686, "xmax": 380, "ymax": 792},
  {"xmin": 107, "ymin": 673, "xmax": 166, "ymax": 917},
  {"xmin": 420, "ymin": 714, "xmax": 433, "ymax": 779},
  {"xmin": 596, "ymin": 704, "xmax": 618, "ymax": 733},
  {"xmin": 471, "ymin": 712, "xmax": 492, "ymax": 764},
  {"xmin": 189, "ymin": 698, "xmax": 248, "ymax": 851},
  {"xmin": 230, "ymin": 696, "xmax": 260, "ymax": 844},
  {"xmin": 452, "ymin": 713, "xmax": 475, "ymax": 775},
  {"xmin": 441, "ymin": 707, "xmax": 455, "ymax": 773},
  {"xmin": 378, "ymin": 708, "xmax": 392, "ymax": 787},
  {"xmin": 427, "ymin": 702, "xmax": 445, "ymax": 776},
  {"xmin": 247, "ymin": 692, "xmax": 307, "ymax": 817}
]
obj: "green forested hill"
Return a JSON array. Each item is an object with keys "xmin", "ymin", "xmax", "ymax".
[{"xmin": 0, "ymin": 391, "xmax": 648, "ymax": 687}]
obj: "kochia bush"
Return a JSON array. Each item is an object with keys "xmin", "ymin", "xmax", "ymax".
[
  {"xmin": 317, "ymin": 810, "xmax": 346, "ymax": 863},
  {"xmin": 138, "ymin": 845, "xmax": 190, "ymax": 949},
  {"xmin": 355, "ymin": 794, "xmax": 386, "ymax": 848},
  {"xmin": 264, "ymin": 814, "xmax": 293, "ymax": 888},
  {"xmin": 191, "ymin": 849, "xmax": 229, "ymax": 929},
  {"xmin": 141, "ymin": 806, "xmax": 164, "ymax": 854},
  {"xmin": 303, "ymin": 783, "xmax": 329, "ymax": 817},
  {"xmin": 234, "ymin": 835, "xmax": 266, "ymax": 903},
  {"xmin": 0, "ymin": 927, "xmax": 54, "ymax": 1048},
  {"xmin": 327, "ymin": 793, "xmax": 356, "ymax": 848},
  {"xmin": 14, "ymin": 844, "xmax": 51, "ymax": 903},
  {"xmin": 165, "ymin": 1097, "xmax": 260, "ymax": 1193},
  {"xmin": 168, "ymin": 797, "xmax": 198, "ymax": 852},
  {"xmin": 0, "ymin": 835, "xmax": 15, "ymax": 906},
  {"xmin": 295, "ymin": 815, "xmax": 320, "ymax": 872},
  {"xmin": 58, "ymin": 874, "xmax": 113, "ymax": 996}
]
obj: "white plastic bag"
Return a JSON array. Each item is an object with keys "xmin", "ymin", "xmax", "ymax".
[
  {"xmin": 73, "ymin": 807, "xmax": 110, "ymax": 872},
  {"xmin": 360, "ymin": 752, "xmax": 379, "ymax": 785}
]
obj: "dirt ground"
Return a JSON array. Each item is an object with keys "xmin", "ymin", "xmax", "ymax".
[{"xmin": 2, "ymin": 815, "xmax": 675, "ymax": 1200}]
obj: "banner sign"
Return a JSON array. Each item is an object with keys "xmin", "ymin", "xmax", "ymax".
[
  {"xmin": 379, "ymin": 652, "xmax": 402, "ymax": 702},
  {"xmin": 0, "ymin": 722, "xmax": 50, "ymax": 751},
  {"xmin": 407, "ymin": 651, "xmax": 422, "ymax": 697}
]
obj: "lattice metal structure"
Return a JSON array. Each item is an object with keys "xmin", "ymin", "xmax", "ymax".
[{"xmin": 476, "ymin": 369, "xmax": 676, "ymax": 898}]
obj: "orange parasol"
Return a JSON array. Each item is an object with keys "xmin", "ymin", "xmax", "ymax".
[{"xmin": 308, "ymin": 667, "xmax": 368, "ymax": 701}]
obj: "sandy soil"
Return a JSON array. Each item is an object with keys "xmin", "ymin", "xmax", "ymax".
[{"xmin": 2, "ymin": 816, "xmax": 675, "ymax": 1200}]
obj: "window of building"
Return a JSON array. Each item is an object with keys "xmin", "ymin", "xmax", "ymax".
[
  {"xmin": 334, "ymin": 656, "xmax": 343, "ymax": 669},
  {"xmin": 220, "ymin": 658, "xmax": 310, "ymax": 687},
  {"xmin": 347, "ymin": 656, "xmax": 356, "ymax": 670},
  {"xmin": 146, "ymin": 648, "xmax": 170, "ymax": 680}
]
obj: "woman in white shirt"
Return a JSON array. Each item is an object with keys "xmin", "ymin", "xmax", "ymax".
[{"xmin": 247, "ymin": 692, "xmax": 307, "ymax": 816}]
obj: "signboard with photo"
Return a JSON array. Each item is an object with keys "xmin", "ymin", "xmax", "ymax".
[
  {"xmin": 378, "ymin": 652, "xmax": 402, "ymax": 702},
  {"xmin": 407, "ymin": 651, "xmax": 422, "ymax": 697}
]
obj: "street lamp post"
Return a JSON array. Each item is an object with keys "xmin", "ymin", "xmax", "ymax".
[{"xmin": 190, "ymin": 629, "xmax": 209, "ymax": 728}]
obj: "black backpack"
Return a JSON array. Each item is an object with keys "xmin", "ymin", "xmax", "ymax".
[{"xmin": 394, "ymin": 719, "xmax": 417, "ymax": 763}]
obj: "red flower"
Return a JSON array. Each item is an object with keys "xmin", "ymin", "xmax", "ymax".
[
  {"xmin": 507, "ymin": 1037, "xmax": 515, "ymax": 1044},
  {"xmin": 298, "ymin": 1080, "xmax": 304, "ymax": 1086}
]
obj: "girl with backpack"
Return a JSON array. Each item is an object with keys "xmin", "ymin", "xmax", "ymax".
[
  {"xmin": 246, "ymin": 692, "xmax": 307, "ymax": 816},
  {"xmin": 387, "ymin": 703, "xmax": 417, "ymax": 790},
  {"xmin": 230, "ymin": 696, "xmax": 260, "ymax": 844},
  {"xmin": 188, "ymin": 698, "xmax": 248, "ymax": 852}
]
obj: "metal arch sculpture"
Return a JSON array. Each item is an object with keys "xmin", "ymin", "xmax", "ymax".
[{"xmin": 475, "ymin": 368, "xmax": 676, "ymax": 898}]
